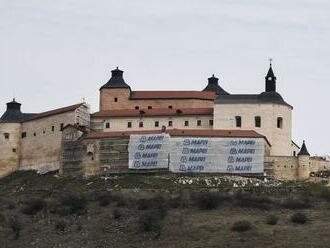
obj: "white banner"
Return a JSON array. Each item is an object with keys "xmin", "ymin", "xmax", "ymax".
[
  {"xmin": 128, "ymin": 134, "xmax": 170, "ymax": 169},
  {"xmin": 170, "ymin": 137, "xmax": 264, "ymax": 173}
]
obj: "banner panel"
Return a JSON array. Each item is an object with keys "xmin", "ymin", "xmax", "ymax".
[
  {"xmin": 128, "ymin": 134, "xmax": 170, "ymax": 169},
  {"xmin": 170, "ymin": 137, "xmax": 264, "ymax": 173}
]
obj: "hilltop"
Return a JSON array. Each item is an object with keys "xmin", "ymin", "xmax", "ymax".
[{"xmin": 1, "ymin": 171, "xmax": 330, "ymax": 248}]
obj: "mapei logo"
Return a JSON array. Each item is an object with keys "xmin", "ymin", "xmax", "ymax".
[
  {"xmin": 179, "ymin": 164, "xmax": 187, "ymax": 172},
  {"xmin": 226, "ymin": 165, "xmax": 235, "ymax": 172},
  {"xmin": 183, "ymin": 139, "xmax": 190, "ymax": 146},
  {"xmin": 182, "ymin": 148, "xmax": 189, "ymax": 154},
  {"xmin": 138, "ymin": 144, "xmax": 145, "ymax": 151},
  {"xmin": 139, "ymin": 136, "xmax": 147, "ymax": 143},
  {"xmin": 134, "ymin": 161, "xmax": 141, "ymax": 168},
  {"xmin": 180, "ymin": 156, "xmax": 188, "ymax": 164},
  {"xmin": 134, "ymin": 152, "xmax": 142, "ymax": 159},
  {"xmin": 230, "ymin": 140, "xmax": 238, "ymax": 146},
  {"xmin": 227, "ymin": 156, "xmax": 235, "ymax": 163},
  {"xmin": 230, "ymin": 148, "xmax": 237, "ymax": 155}
]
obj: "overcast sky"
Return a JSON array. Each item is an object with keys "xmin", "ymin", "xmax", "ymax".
[{"xmin": 0, "ymin": 0, "xmax": 329, "ymax": 155}]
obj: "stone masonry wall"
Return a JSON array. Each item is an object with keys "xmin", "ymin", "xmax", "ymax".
[
  {"xmin": 91, "ymin": 115, "xmax": 213, "ymax": 132},
  {"xmin": 214, "ymin": 103, "xmax": 292, "ymax": 156},
  {"xmin": 100, "ymin": 89, "xmax": 214, "ymax": 111},
  {"xmin": 0, "ymin": 123, "xmax": 21, "ymax": 178},
  {"xmin": 265, "ymin": 156, "xmax": 299, "ymax": 180},
  {"xmin": 20, "ymin": 111, "xmax": 76, "ymax": 172}
]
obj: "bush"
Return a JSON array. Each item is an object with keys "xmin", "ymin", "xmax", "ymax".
[
  {"xmin": 111, "ymin": 194, "xmax": 129, "ymax": 207},
  {"xmin": 61, "ymin": 194, "xmax": 87, "ymax": 215},
  {"xmin": 191, "ymin": 192, "xmax": 227, "ymax": 210},
  {"xmin": 235, "ymin": 194, "xmax": 272, "ymax": 210},
  {"xmin": 8, "ymin": 216, "xmax": 21, "ymax": 240},
  {"xmin": 112, "ymin": 209, "xmax": 121, "ymax": 219},
  {"xmin": 21, "ymin": 198, "xmax": 46, "ymax": 215},
  {"xmin": 137, "ymin": 196, "xmax": 164, "ymax": 210},
  {"xmin": 167, "ymin": 197, "xmax": 182, "ymax": 209},
  {"xmin": 6, "ymin": 201, "xmax": 16, "ymax": 210},
  {"xmin": 290, "ymin": 213, "xmax": 307, "ymax": 224},
  {"xmin": 266, "ymin": 214, "xmax": 279, "ymax": 225},
  {"xmin": 138, "ymin": 210, "xmax": 162, "ymax": 233},
  {"xmin": 137, "ymin": 196, "xmax": 167, "ymax": 218},
  {"xmin": 232, "ymin": 221, "xmax": 252, "ymax": 232},
  {"xmin": 282, "ymin": 198, "xmax": 311, "ymax": 210},
  {"xmin": 97, "ymin": 192, "xmax": 111, "ymax": 207},
  {"xmin": 305, "ymin": 184, "xmax": 330, "ymax": 200},
  {"xmin": 55, "ymin": 220, "xmax": 67, "ymax": 233}
]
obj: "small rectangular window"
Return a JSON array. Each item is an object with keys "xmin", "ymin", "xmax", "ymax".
[
  {"xmin": 168, "ymin": 106, "xmax": 173, "ymax": 109},
  {"xmin": 235, "ymin": 116, "xmax": 242, "ymax": 127},
  {"xmin": 21, "ymin": 132, "xmax": 27, "ymax": 138},
  {"xmin": 43, "ymin": 130, "xmax": 46, "ymax": 134},
  {"xmin": 277, "ymin": 117, "xmax": 283, "ymax": 129},
  {"xmin": 139, "ymin": 121, "xmax": 143, "ymax": 128},
  {"xmin": 4, "ymin": 133, "xmax": 9, "ymax": 139},
  {"xmin": 168, "ymin": 120, "xmax": 173, "ymax": 127},
  {"xmin": 135, "ymin": 106, "xmax": 139, "ymax": 110},
  {"xmin": 33, "ymin": 132, "xmax": 36, "ymax": 137},
  {"xmin": 127, "ymin": 122, "xmax": 132, "ymax": 128},
  {"xmin": 12, "ymin": 148, "xmax": 16, "ymax": 153},
  {"xmin": 114, "ymin": 97, "xmax": 118, "ymax": 102},
  {"xmin": 255, "ymin": 116, "xmax": 261, "ymax": 128},
  {"xmin": 155, "ymin": 121, "xmax": 159, "ymax": 127},
  {"xmin": 105, "ymin": 122, "xmax": 110, "ymax": 129},
  {"xmin": 52, "ymin": 126, "xmax": 55, "ymax": 132},
  {"xmin": 60, "ymin": 123, "xmax": 64, "ymax": 131},
  {"xmin": 184, "ymin": 121, "xmax": 189, "ymax": 127},
  {"xmin": 209, "ymin": 120, "xmax": 214, "ymax": 126},
  {"xmin": 148, "ymin": 106, "xmax": 152, "ymax": 109},
  {"xmin": 197, "ymin": 120, "xmax": 202, "ymax": 126}
]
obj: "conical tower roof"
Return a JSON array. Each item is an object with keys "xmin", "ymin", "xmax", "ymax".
[
  {"xmin": 298, "ymin": 140, "xmax": 310, "ymax": 156},
  {"xmin": 203, "ymin": 74, "xmax": 230, "ymax": 95},
  {"xmin": 0, "ymin": 99, "xmax": 24, "ymax": 123},
  {"xmin": 100, "ymin": 67, "xmax": 131, "ymax": 90}
]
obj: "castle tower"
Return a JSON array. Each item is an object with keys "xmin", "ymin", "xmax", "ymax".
[
  {"xmin": 203, "ymin": 74, "xmax": 230, "ymax": 95},
  {"xmin": 0, "ymin": 99, "xmax": 23, "ymax": 177},
  {"xmin": 297, "ymin": 140, "xmax": 311, "ymax": 181},
  {"xmin": 99, "ymin": 67, "xmax": 131, "ymax": 111},
  {"xmin": 265, "ymin": 61, "xmax": 276, "ymax": 92}
]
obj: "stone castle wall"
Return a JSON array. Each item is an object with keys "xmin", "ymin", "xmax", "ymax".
[
  {"xmin": 0, "ymin": 123, "xmax": 21, "ymax": 177},
  {"xmin": 265, "ymin": 156, "xmax": 329, "ymax": 181},
  {"xmin": 214, "ymin": 103, "xmax": 292, "ymax": 156},
  {"xmin": 91, "ymin": 115, "xmax": 213, "ymax": 132},
  {"xmin": 20, "ymin": 111, "xmax": 76, "ymax": 172},
  {"xmin": 99, "ymin": 88, "xmax": 214, "ymax": 111}
]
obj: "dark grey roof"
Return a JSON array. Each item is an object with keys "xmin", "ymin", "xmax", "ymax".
[
  {"xmin": 266, "ymin": 66, "xmax": 276, "ymax": 79},
  {"xmin": 203, "ymin": 75, "xmax": 230, "ymax": 95},
  {"xmin": 215, "ymin": 91, "xmax": 292, "ymax": 108},
  {"xmin": 298, "ymin": 141, "xmax": 310, "ymax": 156},
  {"xmin": 100, "ymin": 67, "xmax": 131, "ymax": 90},
  {"xmin": 0, "ymin": 99, "xmax": 37, "ymax": 123}
]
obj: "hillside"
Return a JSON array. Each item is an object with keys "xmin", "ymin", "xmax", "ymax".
[{"xmin": 1, "ymin": 171, "xmax": 330, "ymax": 248}]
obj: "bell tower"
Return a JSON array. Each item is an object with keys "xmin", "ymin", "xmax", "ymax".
[
  {"xmin": 99, "ymin": 67, "xmax": 131, "ymax": 111},
  {"xmin": 265, "ymin": 59, "xmax": 277, "ymax": 92}
]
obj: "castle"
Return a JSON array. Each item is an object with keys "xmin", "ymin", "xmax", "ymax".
[{"xmin": 0, "ymin": 63, "xmax": 328, "ymax": 180}]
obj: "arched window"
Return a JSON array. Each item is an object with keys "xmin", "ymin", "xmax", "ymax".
[
  {"xmin": 235, "ymin": 116, "xmax": 242, "ymax": 127},
  {"xmin": 255, "ymin": 116, "xmax": 261, "ymax": 128},
  {"xmin": 277, "ymin": 117, "xmax": 283, "ymax": 129}
]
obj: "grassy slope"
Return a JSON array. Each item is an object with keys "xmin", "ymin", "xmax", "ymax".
[{"xmin": 0, "ymin": 171, "xmax": 330, "ymax": 248}]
